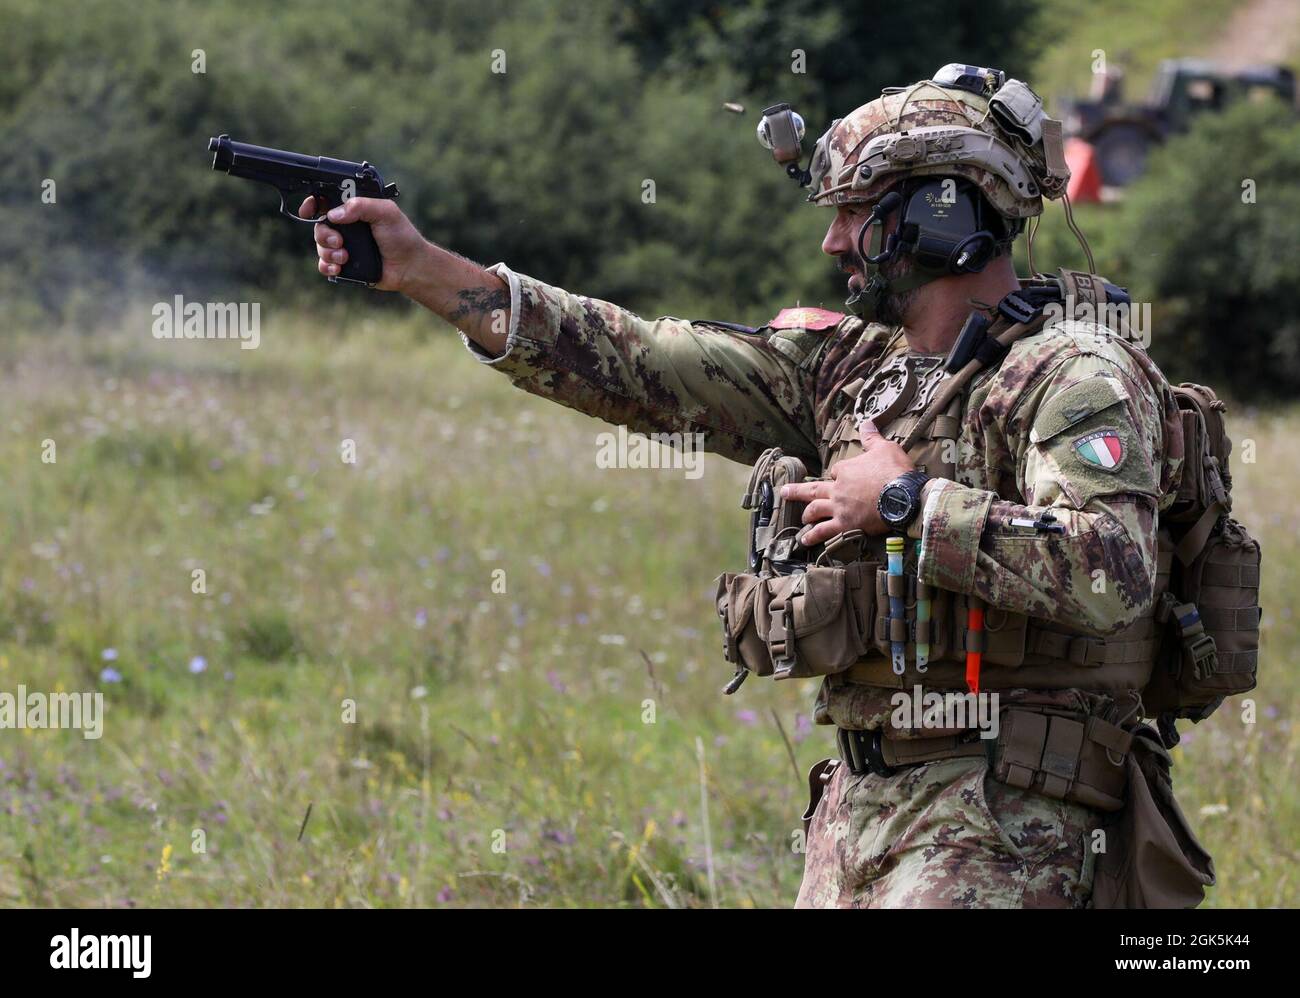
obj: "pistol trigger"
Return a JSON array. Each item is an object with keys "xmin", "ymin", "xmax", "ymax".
[{"xmin": 278, "ymin": 186, "xmax": 329, "ymax": 224}]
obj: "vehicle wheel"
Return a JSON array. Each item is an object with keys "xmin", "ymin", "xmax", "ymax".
[{"xmin": 1091, "ymin": 122, "xmax": 1158, "ymax": 187}]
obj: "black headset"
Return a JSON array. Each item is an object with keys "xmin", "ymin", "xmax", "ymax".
[{"xmin": 856, "ymin": 177, "xmax": 1018, "ymax": 276}]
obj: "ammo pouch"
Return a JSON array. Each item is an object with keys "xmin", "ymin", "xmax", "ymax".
[
  {"xmin": 757, "ymin": 561, "xmax": 875, "ymax": 680},
  {"xmin": 988, "ymin": 707, "xmax": 1132, "ymax": 812},
  {"xmin": 1091, "ymin": 725, "xmax": 1216, "ymax": 908},
  {"xmin": 717, "ymin": 447, "xmax": 879, "ymax": 687},
  {"xmin": 716, "ymin": 559, "xmax": 877, "ymax": 682}
]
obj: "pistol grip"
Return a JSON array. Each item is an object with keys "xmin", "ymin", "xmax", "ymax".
[{"xmin": 330, "ymin": 219, "xmax": 384, "ymax": 287}]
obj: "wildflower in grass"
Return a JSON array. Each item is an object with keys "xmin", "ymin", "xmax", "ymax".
[
  {"xmin": 410, "ymin": 685, "xmax": 428, "ymax": 700},
  {"xmin": 436, "ymin": 886, "xmax": 454, "ymax": 902},
  {"xmin": 100, "ymin": 667, "xmax": 123, "ymax": 684},
  {"xmin": 156, "ymin": 843, "xmax": 173, "ymax": 882},
  {"xmin": 435, "ymin": 547, "xmax": 450, "ymax": 562},
  {"xmin": 535, "ymin": 560, "xmax": 552, "ymax": 577},
  {"xmin": 546, "ymin": 669, "xmax": 566, "ymax": 694},
  {"xmin": 414, "ymin": 608, "xmax": 428, "ymax": 629},
  {"xmin": 188, "ymin": 656, "xmax": 207, "ymax": 674},
  {"xmin": 735, "ymin": 709, "xmax": 757, "ymax": 726},
  {"xmin": 794, "ymin": 714, "xmax": 813, "ymax": 743},
  {"xmin": 101, "ymin": 648, "xmax": 118, "ymax": 661}
]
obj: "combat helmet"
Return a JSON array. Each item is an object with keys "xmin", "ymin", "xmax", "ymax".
[
  {"xmin": 760, "ymin": 65, "xmax": 1074, "ymax": 320},
  {"xmin": 806, "ymin": 64, "xmax": 1070, "ymax": 218}
]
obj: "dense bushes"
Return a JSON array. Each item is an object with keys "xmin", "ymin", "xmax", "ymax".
[
  {"xmin": 0, "ymin": 0, "xmax": 1034, "ymax": 327},
  {"xmin": 1112, "ymin": 100, "xmax": 1300, "ymax": 399}
]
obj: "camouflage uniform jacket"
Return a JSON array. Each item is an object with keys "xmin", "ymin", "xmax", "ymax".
[{"xmin": 464, "ymin": 264, "xmax": 1183, "ymax": 729}]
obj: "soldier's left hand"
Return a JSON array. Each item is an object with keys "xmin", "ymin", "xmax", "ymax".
[{"xmin": 782, "ymin": 422, "xmax": 916, "ymax": 544}]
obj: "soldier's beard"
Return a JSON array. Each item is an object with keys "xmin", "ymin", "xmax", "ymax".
[
  {"xmin": 842, "ymin": 251, "xmax": 921, "ymax": 326},
  {"xmin": 874, "ymin": 253, "xmax": 921, "ymax": 326}
]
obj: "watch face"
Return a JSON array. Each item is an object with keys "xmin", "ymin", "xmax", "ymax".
[{"xmin": 879, "ymin": 483, "xmax": 914, "ymax": 524}]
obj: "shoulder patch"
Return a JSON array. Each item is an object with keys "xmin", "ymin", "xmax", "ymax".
[
  {"xmin": 767, "ymin": 307, "xmax": 844, "ymax": 332},
  {"xmin": 1029, "ymin": 374, "xmax": 1129, "ymax": 444},
  {"xmin": 1072, "ymin": 428, "xmax": 1125, "ymax": 471}
]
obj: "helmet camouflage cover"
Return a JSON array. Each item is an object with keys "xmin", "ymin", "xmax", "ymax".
[{"xmin": 807, "ymin": 73, "xmax": 1071, "ymax": 219}]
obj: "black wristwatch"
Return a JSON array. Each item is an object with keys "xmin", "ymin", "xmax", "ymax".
[{"xmin": 877, "ymin": 470, "xmax": 931, "ymax": 530}]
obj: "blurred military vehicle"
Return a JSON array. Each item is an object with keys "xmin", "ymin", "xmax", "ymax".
[{"xmin": 1062, "ymin": 58, "xmax": 1296, "ymax": 195}]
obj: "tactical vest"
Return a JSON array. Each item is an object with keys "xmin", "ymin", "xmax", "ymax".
[{"xmin": 715, "ymin": 271, "xmax": 1256, "ymax": 718}]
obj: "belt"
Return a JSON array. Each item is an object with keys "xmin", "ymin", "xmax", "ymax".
[
  {"xmin": 836, "ymin": 726, "xmax": 989, "ymax": 777},
  {"xmin": 835, "ymin": 706, "xmax": 1134, "ymax": 812}
]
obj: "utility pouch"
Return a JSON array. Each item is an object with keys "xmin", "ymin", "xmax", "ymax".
[
  {"xmin": 989, "ymin": 707, "xmax": 1129, "ymax": 811},
  {"xmin": 1142, "ymin": 384, "xmax": 1262, "ymax": 742},
  {"xmin": 1146, "ymin": 519, "xmax": 1261, "ymax": 722},
  {"xmin": 756, "ymin": 562, "xmax": 875, "ymax": 680},
  {"xmin": 1091, "ymin": 725, "xmax": 1216, "ymax": 908},
  {"xmin": 715, "ymin": 572, "xmax": 774, "ymax": 678}
]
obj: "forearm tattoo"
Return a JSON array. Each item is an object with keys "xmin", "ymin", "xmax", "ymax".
[{"xmin": 449, "ymin": 286, "xmax": 511, "ymax": 323}]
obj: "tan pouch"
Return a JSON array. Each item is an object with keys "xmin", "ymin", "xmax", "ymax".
[
  {"xmin": 715, "ymin": 572, "xmax": 773, "ymax": 678},
  {"xmin": 1092, "ymin": 726, "xmax": 1216, "ymax": 908},
  {"xmin": 990, "ymin": 708, "xmax": 1129, "ymax": 812},
  {"xmin": 978, "ymin": 602, "xmax": 1029, "ymax": 668},
  {"xmin": 756, "ymin": 563, "xmax": 874, "ymax": 680}
]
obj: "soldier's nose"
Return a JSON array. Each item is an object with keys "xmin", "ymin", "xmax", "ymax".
[{"xmin": 821, "ymin": 221, "xmax": 845, "ymax": 258}]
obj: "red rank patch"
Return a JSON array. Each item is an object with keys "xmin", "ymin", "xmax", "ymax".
[{"xmin": 767, "ymin": 307, "xmax": 844, "ymax": 331}]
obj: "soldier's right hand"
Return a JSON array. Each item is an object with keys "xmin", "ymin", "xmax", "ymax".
[{"xmin": 299, "ymin": 195, "xmax": 430, "ymax": 293}]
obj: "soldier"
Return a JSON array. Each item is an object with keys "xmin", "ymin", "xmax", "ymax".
[{"xmin": 301, "ymin": 65, "xmax": 1193, "ymax": 908}]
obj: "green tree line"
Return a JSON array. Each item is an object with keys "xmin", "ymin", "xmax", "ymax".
[{"xmin": 2, "ymin": 0, "xmax": 1296, "ymax": 397}]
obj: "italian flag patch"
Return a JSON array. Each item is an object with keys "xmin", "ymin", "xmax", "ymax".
[{"xmin": 1073, "ymin": 429, "xmax": 1124, "ymax": 470}]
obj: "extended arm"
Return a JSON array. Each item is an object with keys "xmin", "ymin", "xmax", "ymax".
[{"xmin": 306, "ymin": 196, "xmax": 822, "ymax": 465}]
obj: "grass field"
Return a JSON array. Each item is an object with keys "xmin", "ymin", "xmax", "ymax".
[{"xmin": 1, "ymin": 307, "xmax": 1296, "ymax": 908}]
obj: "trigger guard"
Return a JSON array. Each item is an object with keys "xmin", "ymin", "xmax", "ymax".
[{"xmin": 278, "ymin": 189, "xmax": 332, "ymax": 225}]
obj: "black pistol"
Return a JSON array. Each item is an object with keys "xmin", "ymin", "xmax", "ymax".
[{"xmin": 208, "ymin": 134, "xmax": 399, "ymax": 287}]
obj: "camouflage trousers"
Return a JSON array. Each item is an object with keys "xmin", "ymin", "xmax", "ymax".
[{"xmin": 796, "ymin": 756, "xmax": 1100, "ymax": 908}]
